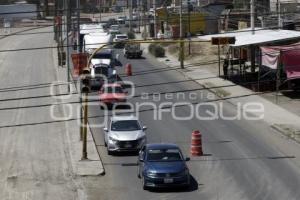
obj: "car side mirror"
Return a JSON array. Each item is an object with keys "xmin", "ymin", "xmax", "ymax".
[
  {"xmin": 103, "ymin": 127, "xmax": 108, "ymax": 132},
  {"xmin": 185, "ymin": 157, "xmax": 190, "ymax": 161},
  {"xmin": 142, "ymin": 126, "xmax": 147, "ymax": 131}
]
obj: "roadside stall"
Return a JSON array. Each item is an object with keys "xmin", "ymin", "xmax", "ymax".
[{"xmin": 198, "ymin": 28, "xmax": 300, "ymax": 90}]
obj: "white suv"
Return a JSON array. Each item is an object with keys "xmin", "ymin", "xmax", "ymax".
[{"xmin": 113, "ymin": 34, "xmax": 128, "ymax": 42}]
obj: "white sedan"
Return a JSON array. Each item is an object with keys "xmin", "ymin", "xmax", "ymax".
[{"xmin": 103, "ymin": 116, "xmax": 147, "ymax": 155}]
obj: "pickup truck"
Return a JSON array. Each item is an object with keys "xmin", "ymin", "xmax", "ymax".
[{"xmin": 123, "ymin": 43, "xmax": 143, "ymax": 59}]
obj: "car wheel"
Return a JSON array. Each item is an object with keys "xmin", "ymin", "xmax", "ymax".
[
  {"xmin": 142, "ymin": 177, "xmax": 147, "ymax": 190},
  {"xmin": 107, "ymin": 148, "xmax": 112, "ymax": 155}
]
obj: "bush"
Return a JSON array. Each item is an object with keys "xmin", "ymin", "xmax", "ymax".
[
  {"xmin": 148, "ymin": 44, "xmax": 165, "ymax": 57},
  {"xmin": 127, "ymin": 31, "xmax": 136, "ymax": 39},
  {"xmin": 148, "ymin": 43, "xmax": 156, "ymax": 54},
  {"xmin": 142, "ymin": 30, "xmax": 148, "ymax": 39}
]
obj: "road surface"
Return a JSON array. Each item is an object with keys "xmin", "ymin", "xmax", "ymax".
[
  {"xmin": 85, "ymin": 44, "xmax": 300, "ymax": 199},
  {"xmin": 1, "ymin": 26, "xmax": 300, "ymax": 200},
  {"xmin": 0, "ymin": 27, "xmax": 87, "ymax": 200}
]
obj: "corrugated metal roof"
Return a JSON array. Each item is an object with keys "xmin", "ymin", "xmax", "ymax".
[{"xmin": 198, "ymin": 28, "xmax": 300, "ymax": 47}]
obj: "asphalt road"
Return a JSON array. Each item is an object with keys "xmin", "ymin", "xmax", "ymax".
[
  {"xmin": 0, "ymin": 28, "xmax": 87, "ymax": 200},
  {"xmin": 85, "ymin": 42, "xmax": 300, "ymax": 199},
  {"xmin": 1, "ymin": 25, "xmax": 300, "ymax": 200}
]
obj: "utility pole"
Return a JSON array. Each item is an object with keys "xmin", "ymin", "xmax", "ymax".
[
  {"xmin": 77, "ymin": 0, "xmax": 83, "ymax": 141},
  {"xmin": 82, "ymin": 92, "xmax": 88, "ymax": 160},
  {"xmin": 66, "ymin": 0, "xmax": 71, "ymax": 93},
  {"xmin": 188, "ymin": 0, "xmax": 191, "ymax": 55},
  {"xmin": 99, "ymin": 2, "xmax": 102, "ymax": 22},
  {"xmin": 143, "ymin": 1, "xmax": 147, "ymax": 39},
  {"xmin": 138, "ymin": 0, "xmax": 141, "ymax": 33},
  {"xmin": 277, "ymin": 0, "xmax": 281, "ymax": 29},
  {"xmin": 129, "ymin": 0, "xmax": 133, "ymax": 32},
  {"xmin": 179, "ymin": 0, "xmax": 184, "ymax": 69},
  {"xmin": 250, "ymin": 0, "xmax": 255, "ymax": 35},
  {"xmin": 153, "ymin": 0, "xmax": 157, "ymax": 38},
  {"xmin": 54, "ymin": 0, "xmax": 57, "ymax": 41},
  {"xmin": 77, "ymin": 0, "xmax": 81, "ymax": 53}
]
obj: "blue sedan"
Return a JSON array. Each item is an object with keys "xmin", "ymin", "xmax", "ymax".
[{"xmin": 137, "ymin": 143, "xmax": 190, "ymax": 190}]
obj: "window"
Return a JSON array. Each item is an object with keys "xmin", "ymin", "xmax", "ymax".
[
  {"xmin": 93, "ymin": 53, "xmax": 112, "ymax": 59},
  {"xmin": 147, "ymin": 149, "xmax": 183, "ymax": 162},
  {"xmin": 103, "ymin": 86, "xmax": 123, "ymax": 94},
  {"xmin": 111, "ymin": 120, "xmax": 141, "ymax": 131}
]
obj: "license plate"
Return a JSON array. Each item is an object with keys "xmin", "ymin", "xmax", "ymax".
[{"xmin": 164, "ymin": 178, "xmax": 173, "ymax": 183}]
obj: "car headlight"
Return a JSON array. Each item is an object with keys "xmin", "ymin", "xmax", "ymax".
[
  {"xmin": 86, "ymin": 48, "xmax": 94, "ymax": 54},
  {"xmin": 108, "ymin": 136, "xmax": 118, "ymax": 143},
  {"xmin": 146, "ymin": 171, "xmax": 156, "ymax": 177}
]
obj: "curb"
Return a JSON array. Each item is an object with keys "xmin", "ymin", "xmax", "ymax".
[{"xmin": 271, "ymin": 124, "xmax": 300, "ymax": 144}]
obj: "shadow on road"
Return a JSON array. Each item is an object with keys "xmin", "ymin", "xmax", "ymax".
[
  {"xmin": 148, "ymin": 175, "xmax": 199, "ymax": 193},
  {"xmin": 110, "ymin": 151, "xmax": 139, "ymax": 157}
]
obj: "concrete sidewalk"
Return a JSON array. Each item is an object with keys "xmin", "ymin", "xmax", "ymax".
[
  {"xmin": 52, "ymin": 43, "xmax": 105, "ymax": 176},
  {"xmin": 135, "ymin": 30, "xmax": 300, "ymax": 144}
]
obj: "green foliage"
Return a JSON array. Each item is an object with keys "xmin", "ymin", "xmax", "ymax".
[
  {"xmin": 141, "ymin": 30, "xmax": 148, "ymax": 39},
  {"xmin": 127, "ymin": 31, "xmax": 136, "ymax": 39},
  {"xmin": 148, "ymin": 44, "xmax": 165, "ymax": 58}
]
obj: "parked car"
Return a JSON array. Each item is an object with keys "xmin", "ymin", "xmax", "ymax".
[
  {"xmin": 103, "ymin": 116, "xmax": 147, "ymax": 155},
  {"xmin": 137, "ymin": 143, "xmax": 190, "ymax": 190},
  {"xmin": 109, "ymin": 24, "xmax": 121, "ymax": 35},
  {"xmin": 111, "ymin": 6, "xmax": 122, "ymax": 13},
  {"xmin": 90, "ymin": 63, "xmax": 116, "ymax": 90},
  {"xmin": 99, "ymin": 83, "xmax": 127, "ymax": 109},
  {"xmin": 117, "ymin": 16, "xmax": 126, "ymax": 24},
  {"xmin": 124, "ymin": 43, "xmax": 143, "ymax": 58},
  {"xmin": 107, "ymin": 18, "xmax": 117, "ymax": 26},
  {"xmin": 113, "ymin": 34, "xmax": 128, "ymax": 42},
  {"xmin": 113, "ymin": 34, "xmax": 128, "ymax": 48}
]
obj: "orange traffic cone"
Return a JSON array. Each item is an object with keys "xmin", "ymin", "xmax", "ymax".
[
  {"xmin": 190, "ymin": 130, "xmax": 203, "ymax": 156},
  {"xmin": 125, "ymin": 63, "xmax": 132, "ymax": 76}
]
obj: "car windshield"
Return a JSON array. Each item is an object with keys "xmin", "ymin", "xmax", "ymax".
[
  {"xmin": 147, "ymin": 149, "xmax": 183, "ymax": 162},
  {"xmin": 93, "ymin": 53, "xmax": 112, "ymax": 59},
  {"xmin": 111, "ymin": 26, "xmax": 119, "ymax": 30},
  {"xmin": 111, "ymin": 120, "xmax": 141, "ymax": 131},
  {"xmin": 103, "ymin": 86, "xmax": 123, "ymax": 93},
  {"xmin": 117, "ymin": 35, "xmax": 128, "ymax": 39}
]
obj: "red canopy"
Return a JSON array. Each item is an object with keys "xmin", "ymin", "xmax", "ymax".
[{"xmin": 261, "ymin": 43, "xmax": 300, "ymax": 80}]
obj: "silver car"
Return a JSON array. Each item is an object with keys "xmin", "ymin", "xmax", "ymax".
[{"xmin": 103, "ymin": 116, "xmax": 147, "ymax": 155}]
